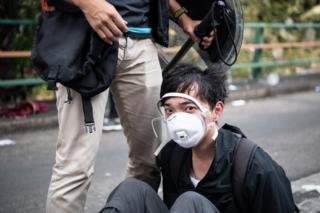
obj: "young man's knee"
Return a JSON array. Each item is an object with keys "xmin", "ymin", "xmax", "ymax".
[
  {"xmin": 120, "ymin": 177, "xmax": 146, "ymax": 187},
  {"xmin": 172, "ymin": 191, "xmax": 219, "ymax": 213},
  {"xmin": 113, "ymin": 177, "xmax": 152, "ymax": 195},
  {"xmin": 177, "ymin": 191, "xmax": 204, "ymax": 202},
  {"xmin": 105, "ymin": 178, "xmax": 157, "ymax": 208}
]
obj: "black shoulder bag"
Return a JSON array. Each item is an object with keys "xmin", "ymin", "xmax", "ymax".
[{"xmin": 31, "ymin": 0, "xmax": 118, "ymax": 133}]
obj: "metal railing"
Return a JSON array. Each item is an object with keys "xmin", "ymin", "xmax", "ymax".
[
  {"xmin": 233, "ymin": 22, "xmax": 320, "ymax": 79},
  {"xmin": 0, "ymin": 19, "xmax": 319, "ymax": 87},
  {"xmin": 0, "ymin": 19, "xmax": 43, "ymax": 88}
]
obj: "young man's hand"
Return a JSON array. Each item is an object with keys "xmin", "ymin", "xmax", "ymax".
[{"xmin": 72, "ymin": 0, "xmax": 128, "ymax": 44}]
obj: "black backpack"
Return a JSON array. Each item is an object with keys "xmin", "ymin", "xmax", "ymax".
[{"xmin": 31, "ymin": 0, "xmax": 118, "ymax": 133}]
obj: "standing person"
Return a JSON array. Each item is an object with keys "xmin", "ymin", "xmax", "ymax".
[
  {"xmin": 45, "ymin": 0, "xmax": 215, "ymax": 213},
  {"xmin": 45, "ymin": 0, "xmax": 168, "ymax": 212},
  {"xmin": 99, "ymin": 64, "xmax": 297, "ymax": 213}
]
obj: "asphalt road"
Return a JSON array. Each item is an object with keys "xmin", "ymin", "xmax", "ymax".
[{"xmin": 0, "ymin": 91, "xmax": 319, "ymax": 213}]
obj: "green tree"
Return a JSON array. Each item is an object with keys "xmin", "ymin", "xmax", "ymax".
[
  {"xmin": 0, "ymin": 0, "xmax": 40, "ymax": 103},
  {"xmin": 242, "ymin": 0, "xmax": 320, "ymax": 22}
]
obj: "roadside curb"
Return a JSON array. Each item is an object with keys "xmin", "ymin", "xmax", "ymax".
[
  {"xmin": 1, "ymin": 72, "xmax": 319, "ymax": 136},
  {"xmin": 228, "ymin": 72, "xmax": 320, "ymax": 101},
  {"xmin": 292, "ymin": 172, "xmax": 320, "ymax": 213},
  {"xmin": 0, "ymin": 111, "xmax": 58, "ymax": 136}
]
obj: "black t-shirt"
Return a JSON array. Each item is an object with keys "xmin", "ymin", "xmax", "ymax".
[{"xmin": 109, "ymin": 0, "xmax": 152, "ymax": 39}]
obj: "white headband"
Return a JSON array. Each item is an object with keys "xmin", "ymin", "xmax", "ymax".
[{"xmin": 158, "ymin": 92, "xmax": 207, "ymax": 113}]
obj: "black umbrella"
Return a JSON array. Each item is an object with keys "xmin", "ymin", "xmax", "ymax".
[{"xmin": 163, "ymin": 0, "xmax": 244, "ymax": 74}]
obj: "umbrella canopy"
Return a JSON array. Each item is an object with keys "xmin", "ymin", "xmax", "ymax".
[{"xmin": 179, "ymin": 0, "xmax": 244, "ymax": 68}]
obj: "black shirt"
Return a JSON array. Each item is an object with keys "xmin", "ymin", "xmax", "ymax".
[{"xmin": 109, "ymin": 0, "xmax": 152, "ymax": 39}]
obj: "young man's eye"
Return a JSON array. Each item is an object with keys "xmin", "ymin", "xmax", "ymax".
[
  {"xmin": 164, "ymin": 108, "xmax": 173, "ymax": 114},
  {"xmin": 185, "ymin": 106, "xmax": 197, "ymax": 112}
]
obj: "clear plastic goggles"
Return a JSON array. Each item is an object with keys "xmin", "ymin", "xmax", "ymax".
[{"xmin": 152, "ymin": 92, "xmax": 209, "ymax": 155}]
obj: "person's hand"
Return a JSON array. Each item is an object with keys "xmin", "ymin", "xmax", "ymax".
[
  {"xmin": 73, "ymin": 0, "xmax": 128, "ymax": 44},
  {"xmin": 200, "ymin": 31, "xmax": 215, "ymax": 49},
  {"xmin": 178, "ymin": 14, "xmax": 214, "ymax": 49},
  {"xmin": 178, "ymin": 16, "xmax": 201, "ymax": 42}
]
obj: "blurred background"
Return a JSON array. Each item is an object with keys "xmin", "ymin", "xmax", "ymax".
[
  {"xmin": 0, "ymin": 0, "xmax": 320, "ymax": 213},
  {"xmin": 0, "ymin": 0, "xmax": 319, "ymax": 106}
]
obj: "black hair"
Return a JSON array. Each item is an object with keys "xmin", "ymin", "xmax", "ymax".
[{"xmin": 160, "ymin": 64, "xmax": 228, "ymax": 109}]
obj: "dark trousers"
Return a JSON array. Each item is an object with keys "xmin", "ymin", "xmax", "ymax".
[
  {"xmin": 108, "ymin": 93, "xmax": 118, "ymax": 119},
  {"xmin": 99, "ymin": 178, "xmax": 220, "ymax": 213}
]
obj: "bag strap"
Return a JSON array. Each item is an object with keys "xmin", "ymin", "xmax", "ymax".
[
  {"xmin": 82, "ymin": 96, "xmax": 95, "ymax": 133},
  {"xmin": 222, "ymin": 123, "xmax": 258, "ymax": 212},
  {"xmin": 47, "ymin": 65, "xmax": 60, "ymax": 90},
  {"xmin": 233, "ymin": 137, "xmax": 257, "ymax": 213},
  {"xmin": 222, "ymin": 123, "xmax": 247, "ymax": 138},
  {"xmin": 47, "ymin": 0, "xmax": 81, "ymax": 13}
]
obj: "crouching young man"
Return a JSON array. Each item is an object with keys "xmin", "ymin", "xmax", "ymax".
[{"xmin": 99, "ymin": 64, "xmax": 297, "ymax": 213}]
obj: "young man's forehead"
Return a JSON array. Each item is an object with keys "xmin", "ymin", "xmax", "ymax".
[
  {"xmin": 163, "ymin": 97, "xmax": 197, "ymax": 106},
  {"xmin": 159, "ymin": 92, "xmax": 211, "ymax": 113}
]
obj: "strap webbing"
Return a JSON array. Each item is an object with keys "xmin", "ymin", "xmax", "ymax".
[
  {"xmin": 233, "ymin": 137, "xmax": 257, "ymax": 213},
  {"xmin": 47, "ymin": 65, "xmax": 59, "ymax": 90},
  {"xmin": 81, "ymin": 96, "xmax": 95, "ymax": 133}
]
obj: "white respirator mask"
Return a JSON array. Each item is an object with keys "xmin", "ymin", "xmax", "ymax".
[
  {"xmin": 152, "ymin": 92, "xmax": 216, "ymax": 152},
  {"xmin": 166, "ymin": 111, "xmax": 207, "ymax": 148}
]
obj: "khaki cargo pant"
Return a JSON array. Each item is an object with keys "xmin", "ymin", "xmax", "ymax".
[{"xmin": 46, "ymin": 37, "xmax": 162, "ymax": 213}]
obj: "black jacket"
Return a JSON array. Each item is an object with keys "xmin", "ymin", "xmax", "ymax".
[
  {"xmin": 157, "ymin": 127, "xmax": 296, "ymax": 213},
  {"xmin": 149, "ymin": 0, "xmax": 169, "ymax": 47},
  {"xmin": 49, "ymin": 0, "xmax": 169, "ymax": 47}
]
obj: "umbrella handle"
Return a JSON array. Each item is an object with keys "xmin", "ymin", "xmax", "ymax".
[
  {"xmin": 162, "ymin": 2, "xmax": 217, "ymax": 75},
  {"xmin": 162, "ymin": 38, "xmax": 194, "ymax": 75}
]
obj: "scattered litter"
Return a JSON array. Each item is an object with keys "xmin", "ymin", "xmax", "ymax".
[
  {"xmin": 231, "ymin": 99, "xmax": 246, "ymax": 107},
  {"xmin": 0, "ymin": 139, "xmax": 16, "ymax": 146},
  {"xmin": 105, "ymin": 172, "xmax": 112, "ymax": 177},
  {"xmin": 302, "ymin": 184, "xmax": 320, "ymax": 193},
  {"xmin": 228, "ymin": 84, "xmax": 238, "ymax": 91},
  {"xmin": 267, "ymin": 73, "xmax": 280, "ymax": 86},
  {"xmin": 315, "ymin": 85, "xmax": 320, "ymax": 93}
]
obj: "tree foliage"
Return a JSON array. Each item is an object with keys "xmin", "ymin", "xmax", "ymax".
[
  {"xmin": 0, "ymin": 0, "xmax": 319, "ymax": 102},
  {"xmin": 0, "ymin": 0, "xmax": 41, "ymax": 103},
  {"xmin": 0, "ymin": 0, "xmax": 40, "ymax": 78},
  {"xmin": 242, "ymin": 0, "xmax": 320, "ymax": 22}
]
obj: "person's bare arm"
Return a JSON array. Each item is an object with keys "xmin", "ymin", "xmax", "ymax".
[
  {"xmin": 68, "ymin": 0, "xmax": 128, "ymax": 44},
  {"xmin": 169, "ymin": 0, "xmax": 214, "ymax": 49}
]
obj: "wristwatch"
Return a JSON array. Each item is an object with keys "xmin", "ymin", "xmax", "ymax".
[{"xmin": 173, "ymin": 6, "xmax": 188, "ymax": 22}]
